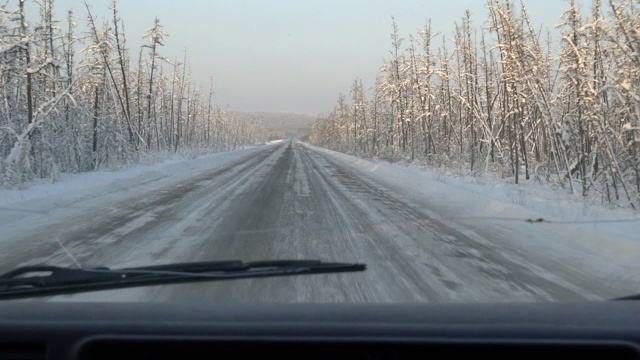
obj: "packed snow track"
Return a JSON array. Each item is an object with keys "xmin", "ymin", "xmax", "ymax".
[{"xmin": 0, "ymin": 140, "xmax": 635, "ymax": 303}]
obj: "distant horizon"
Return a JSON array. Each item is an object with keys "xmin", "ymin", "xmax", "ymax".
[{"xmin": 230, "ymin": 110, "xmax": 316, "ymax": 117}]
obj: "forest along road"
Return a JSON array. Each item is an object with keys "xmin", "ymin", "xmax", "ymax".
[{"xmin": 0, "ymin": 140, "xmax": 636, "ymax": 303}]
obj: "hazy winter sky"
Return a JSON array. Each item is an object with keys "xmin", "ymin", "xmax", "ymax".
[{"xmin": 31, "ymin": 0, "xmax": 588, "ymax": 115}]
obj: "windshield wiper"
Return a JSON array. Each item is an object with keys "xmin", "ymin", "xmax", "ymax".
[
  {"xmin": 0, "ymin": 260, "xmax": 366, "ymax": 300},
  {"xmin": 611, "ymin": 294, "xmax": 640, "ymax": 301}
]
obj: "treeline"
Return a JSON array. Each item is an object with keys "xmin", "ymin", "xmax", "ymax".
[
  {"xmin": 0, "ymin": 0, "xmax": 268, "ymax": 188},
  {"xmin": 309, "ymin": 0, "xmax": 640, "ymax": 209}
]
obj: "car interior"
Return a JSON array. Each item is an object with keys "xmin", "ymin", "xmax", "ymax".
[{"xmin": 1, "ymin": 300, "xmax": 640, "ymax": 359}]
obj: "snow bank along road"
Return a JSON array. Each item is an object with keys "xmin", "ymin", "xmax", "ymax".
[{"xmin": 1, "ymin": 140, "xmax": 639, "ymax": 303}]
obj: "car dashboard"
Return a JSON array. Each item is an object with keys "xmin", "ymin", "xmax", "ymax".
[{"xmin": 0, "ymin": 301, "xmax": 639, "ymax": 359}]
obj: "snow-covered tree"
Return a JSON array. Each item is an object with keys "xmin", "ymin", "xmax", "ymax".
[
  {"xmin": 0, "ymin": 0, "xmax": 268, "ymax": 188},
  {"xmin": 309, "ymin": 0, "xmax": 640, "ymax": 209}
]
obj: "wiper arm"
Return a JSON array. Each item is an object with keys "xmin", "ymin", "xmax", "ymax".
[{"xmin": 0, "ymin": 260, "xmax": 366, "ymax": 300}]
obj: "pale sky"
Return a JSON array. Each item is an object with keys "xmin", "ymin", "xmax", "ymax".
[{"xmin": 26, "ymin": 0, "xmax": 587, "ymax": 115}]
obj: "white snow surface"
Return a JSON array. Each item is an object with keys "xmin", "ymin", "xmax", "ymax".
[
  {"xmin": 303, "ymin": 143, "xmax": 640, "ymax": 279},
  {"xmin": 0, "ymin": 145, "xmax": 271, "ymax": 230},
  {"xmin": 3, "ymin": 141, "xmax": 640, "ymax": 264},
  {"xmin": 1, "ymin": 140, "xmax": 640, "ymax": 302}
]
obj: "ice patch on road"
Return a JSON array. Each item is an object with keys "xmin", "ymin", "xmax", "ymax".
[{"xmin": 293, "ymin": 149, "xmax": 311, "ymax": 198}]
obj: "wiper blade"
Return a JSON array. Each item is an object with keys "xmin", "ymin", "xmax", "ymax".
[
  {"xmin": 0, "ymin": 260, "xmax": 366, "ymax": 300},
  {"xmin": 611, "ymin": 293, "xmax": 640, "ymax": 301}
]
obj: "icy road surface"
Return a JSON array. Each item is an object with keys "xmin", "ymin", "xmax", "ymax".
[{"xmin": 1, "ymin": 140, "xmax": 639, "ymax": 303}]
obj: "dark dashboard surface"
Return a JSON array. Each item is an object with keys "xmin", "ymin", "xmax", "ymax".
[{"xmin": 0, "ymin": 301, "xmax": 639, "ymax": 359}]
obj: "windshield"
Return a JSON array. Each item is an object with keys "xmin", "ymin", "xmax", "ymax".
[{"xmin": 0, "ymin": 0, "xmax": 639, "ymax": 304}]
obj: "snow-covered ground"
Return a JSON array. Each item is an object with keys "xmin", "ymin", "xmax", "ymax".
[
  {"xmin": 303, "ymin": 143, "xmax": 640, "ymax": 291},
  {"xmin": 0, "ymin": 144, "xmax": 274, "ymax": 230},
  {"xmin": 305, "ymin": 145, "xmax": 640, "ymax": 242},
  {"xmin": 1, "ymin": 140, "xmax": 640, "ymax": 303},
  {"xmin": 3, "ymin": 140, "xmax": 639, "ymax": 266}
]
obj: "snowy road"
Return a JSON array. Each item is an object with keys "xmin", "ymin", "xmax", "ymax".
[{"xmin": 1, "ymin": 140, "xmax": 639, "ymax": 303}]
